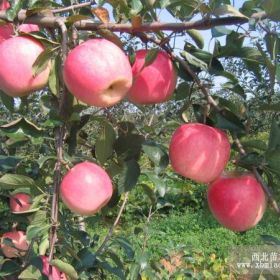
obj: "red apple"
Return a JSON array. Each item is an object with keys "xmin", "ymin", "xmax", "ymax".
[
  {"xmin": 127, "ymin": 49, "xmax": 177, "ymax": 104},
  {"xmin": 1, "ymin": 231, "xmax": 29, "ymax": 258},
  {"xmin": 10, "ymin": 193, "xmax": 32, "ymax": 213},
  {"xmin": 63, "ymin": 38, "xmax": 133, "ymax": 107},
  {"xmin": 41, "ymin": 256, "xmax": 67, "ymax": 280},
  {"xmin": 169, "ymin": 123, "xmax": 230, "ymax": 183},
  {"xmin": 0, "ymin": 36, "xmax": 50, "ymax": 97},
  {"xmin": 60, "ymin": 161, "xmax": 113, "ymax": 216},
  {"xmin": 0, "ymin": 0, "xmax": 9, "ymax": 9},
  {"xmin": 207, "ymin": 173, "xmax": 267, "ymax": 232},
  {"xmin": 0, "ymin": 0, "xmax": 13, "ymax": 43}
]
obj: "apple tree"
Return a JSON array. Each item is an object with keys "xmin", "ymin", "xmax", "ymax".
[{"xmin": 0, "ymin": 0, "xmax": 279, "ymax": 279}]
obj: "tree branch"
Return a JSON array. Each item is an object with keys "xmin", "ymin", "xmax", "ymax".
[
  {"xmin": 96, "ymin": 192, "xmax": 129, "ymax": 255},
  {"xmin": 48, "ymin": 20, "xmax": 68, "ymax": 276},
  {"xmin": 0, "ymin": 10, "xmax": 267, "ymax": 32}
]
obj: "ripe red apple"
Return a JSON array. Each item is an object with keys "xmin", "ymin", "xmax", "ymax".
[
  {"xmin": 60, "ymin": 161, "xmax": 113, "ymax": 216},
  {"xmin": 0, "ymin": 0, "xmax": 9, "ymax": 9},
  {"xmin": 169, "ymin": 123, "xmax": 230, "ymax": 183},
  {"xmin": 10, "ymin": 193, "xmax": 32, "ymax": 213},
  {"xmin": 127, "ymin": 49, "xmax": 177, "ymax": 104},
  {"xmin": 63, "ymin": 38, "xmax": 133, "ymax": 107},
  {"xmin": 0, "ymin": 36, "xmax": 50, "ymax": 97},
  {"xmin": 1, "ymin": 230, "xmax": 29, "ymax": 258},
  {"xmin": 207, "ymin": 173, "xmax": 267, "ymax": 232},
  {"xmin": 41, "ymin": 256, "xmax": 67, "ymax": 280}
]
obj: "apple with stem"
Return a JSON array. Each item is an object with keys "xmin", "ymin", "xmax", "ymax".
[
  {"xmin": 207, "ymin": 173, "xmax": 267, "ymax": 232},
  {"xmin": 127, "ymin": 49, "xmax": 177, "ymax": 104},
  {"xmin": 169, "ymin": 123, "xmax": 231, "ymax": 183},
  {"xmin": 60, "ymin": 161, "xmax": 113, "ymax": 216},
  {"xmin": 63, "ymin": 38, "xmax": 133, "ymax": 107}
]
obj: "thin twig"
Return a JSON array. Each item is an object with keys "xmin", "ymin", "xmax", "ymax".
[
  {"xmin": 96, "ymin": 192, "xmax": 129, "ymax": 255},
  {"xmin": 52, "ymin": 1, "xmax": 95, "ymax": 14}
]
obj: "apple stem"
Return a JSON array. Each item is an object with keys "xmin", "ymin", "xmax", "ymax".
[
  {"xmin": 48, "ymin": 20, "xmax": 68, "ymax": 272},
  {"xmin": 96, "ymin": 192, "xmax": 129, "ymax": 255}
]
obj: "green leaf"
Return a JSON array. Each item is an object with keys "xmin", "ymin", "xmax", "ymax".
[
  {"xmin": 180, "ymin": 51, "xmax": 208, "ymax": 70},
  {"xmin": 27, "ymin": 225, "xmax": 50, "ymax": 240},
  {"xmin": 32, "ymin": 48, "xmax": 54, "ymax": 76},
  {"xmin": 211, "ymin": 26, "xmax": 232, "ymax": 37},
  {"xmin": 213, "ymin": 4, "xmax": 247, "ymax": 17},
  {"xmin": 18, "ymin": 265, "xmax": 43, "ymax": 280},
  {"xmin": 131, "ymin": 0, "xmax": 143, "ymax": 15},
  {"xmin": 76, "ymin": 248, "xmax": 96, "ymax": 270},
  {"xmin": 241, "ymin": 140, "xmax": 267, "ymax": 151},
  {"xmin": 140, "ymin": 184, "xmax": 156, "ymax": 205},
  {"xmin": 262, "ymin": 0, "xmax": 280, "ymax": 21},
  {"xmin": 238, "ymin": 152, "xmax": 264, "ymax": 169},
  {"xmin": 38, "ymin": 236, "xmax": 49, "ymax": 256},
  {"xmin": 98, "ymin": 261, "xmax": 126, "ymax": 280},
  {"xmin": 48, "ymin": 55, "xmax": 61, "ymax": 95},
  {"xmin": 142, "ymin": 140, "xmax": 169, "ymax": 170},
  {"xmin": 222, "ymin": 81, "xmax": 245, "ymax": 98},
  {"xmin": 0, "ymin": 90, "xmax": 14, "ymax": 112},
  {"xmin": 6, "ymin": 0, "xmax": 24, "ymax": 21},
  {"xmin": 50, "ymin": 259, "xmax": 78, "ymax": 280},
  {"xmin": 186, "ymin": 29, "xmax": 204, "ymax": 49},
  {"xmin": 144, "ymin": 171, "xmax": 166, "ymax": 197},
  {"xmin": 0, "ymin": 156, "xmax": 21, "ymax": 172},
  {"xmin": 175, "ymin": 82, "xmax": 191, "ymax": 101},
  {"xmin": 113, "ymin": 236, "xmax": 134, "ymax": 260},
  {"xmin": 114, "ymin": 133, "xmax": 144, "ymax": 160},
  {"xmin": 0, "ymin": 174, "xmax": 36, "ymax": 190},
  {"xmin": 268, "ymin": 118, "xmax": 280, "ymax": 151},
  {"xmin": 96, "ymin": 121, "xmax": 116, "ymax": 165},
  {"xmin": 210, "ymin": 109, "xmax": 246, "ymax": 133},
  {"xmin": 118, "ymin": 159, "xmax": 140, "ymax": 193},
  {"xmin": 144, "ymin": 48, "xmax": 159, "ymax": 68},
  {"xmin": 0, "ymin": 118, "xmax": 43, "ymax": 140},
  {"xmin": 265, "ymin": 149, "xmax": 280, "ymax": 176},
  {"xmin": 0, "ymin": 260, "xmax": 21, "ymax": 277},
  {"xmin": 277, "ymin": 62, "xmax": 280, "ymax": 82}
]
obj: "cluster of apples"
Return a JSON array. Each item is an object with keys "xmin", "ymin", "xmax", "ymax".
[
  {"xmin": 0, "ymin": 13, "xmax": 267, "ymax": 234},
  {"xmin": 0, "ymin": 194, "xmax": 66, "ymax": 279},
  {"xmin": 169, "ymin": 123, "xmax": 267, "ymax": 232}
]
